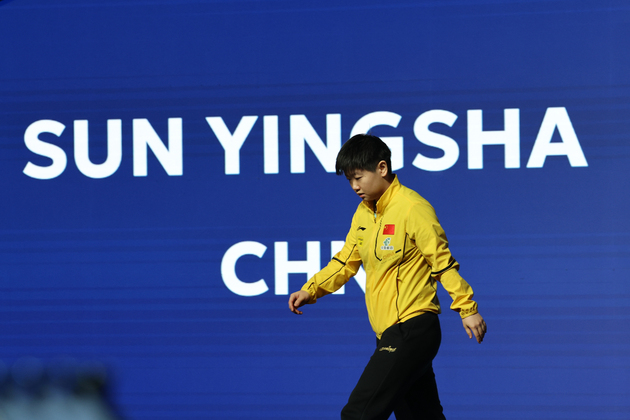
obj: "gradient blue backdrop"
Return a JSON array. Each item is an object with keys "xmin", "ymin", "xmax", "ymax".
[{"xmin": 1, "ymin": 0, "xmax": 629, "ymax": 419}]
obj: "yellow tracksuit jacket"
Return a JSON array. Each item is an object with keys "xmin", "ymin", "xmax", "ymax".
[{"xmin": 301, "ymin": 176, "xmax": 478, "ymax": 338}]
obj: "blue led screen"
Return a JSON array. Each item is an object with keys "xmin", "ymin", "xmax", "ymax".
[{"xmin": 1, "ymin": 1, "xmax": 629, "ymax": 419}]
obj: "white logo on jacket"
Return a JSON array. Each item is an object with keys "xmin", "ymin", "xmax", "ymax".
[{"xmin": 381, "ymin": 238, "xmax": 394, "ymax": 251}]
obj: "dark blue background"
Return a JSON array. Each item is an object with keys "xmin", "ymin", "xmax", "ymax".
[{"xmin": 1, "ymin": 1, "xmax": 629, "ymax": 419}]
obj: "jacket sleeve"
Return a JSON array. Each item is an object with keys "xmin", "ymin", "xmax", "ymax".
[
  {"xmin": 300, "ymin": 214, "xmax": 363, "ymax": 303},
  {"xmin": 407, "ymin": 202, "xmax": 478, "ymax": 319}
]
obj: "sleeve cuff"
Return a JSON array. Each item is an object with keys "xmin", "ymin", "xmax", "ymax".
[
  {"xmin": 301, "ymin": 283, "xmax": 318, "ymax": 304},
  {"xmin": 459, "ymin": 305, "xmax": 478, "ymax": 319}
]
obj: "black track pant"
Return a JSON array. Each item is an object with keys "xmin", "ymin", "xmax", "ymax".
[{"xmin": 341, "ymin": 312, "xmax": 446, "ymax": 420}]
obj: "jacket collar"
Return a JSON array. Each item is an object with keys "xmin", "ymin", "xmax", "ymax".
[{"xmin": 361, "ymin": 175, "xmax": 400, "ymax": 215}]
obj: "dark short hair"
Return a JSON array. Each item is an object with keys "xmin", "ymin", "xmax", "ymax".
[{"xmin": 335, "ymin": 134, "xmax": 392, "ymax": 176}]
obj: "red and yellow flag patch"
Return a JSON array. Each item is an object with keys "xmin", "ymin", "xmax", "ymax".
[{"xmin": 383, "ymin": 224, "xmax": 395, "ymax": 235}]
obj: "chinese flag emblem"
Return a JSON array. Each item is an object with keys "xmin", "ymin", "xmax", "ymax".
[{"xmin": 383, "ymin": 224, "xmax": 395, "ymax": 235}]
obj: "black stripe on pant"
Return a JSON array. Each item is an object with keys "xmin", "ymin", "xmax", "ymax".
[{"xmin": 341, "ymin": 312, "xmax": 446, "ymax": 420}]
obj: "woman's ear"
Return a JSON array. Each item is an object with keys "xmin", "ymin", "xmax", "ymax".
[{"xmin": 377, "ymin": 160, "xmax": 389, "ymax": 178}]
